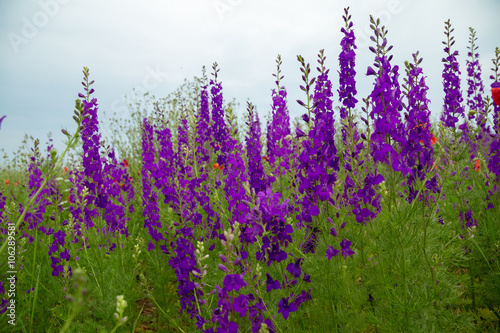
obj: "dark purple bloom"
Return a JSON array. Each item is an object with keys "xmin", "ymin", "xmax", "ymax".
[
  {"xmin": 0, "ymin": 115, "xmax": 5, "ymax": 130},
  {"xmin": 460, "ymin": 209, "xmax": 477, "ymax": 229},
  {"xmin": 266, "ymin": 273, "xmax": 281, "ymax": 292},
  {"xmin": 286, "ymin": 258, "xmax": 303, "ymax": 278},
  {"xmin": 277, "ymin": 297, "xmax": 297, "ymax": 320},
  {"xmin": 340, "ymin": 239, "xmax": 355, "ymax": 258},
  {"xmin": 223, "ymin": 274, "xmax": 247, "ymax": 292},
  {"xmin": 233, "ymin": 294, "xmax": 249, "ymax": 317},
  {"xmin": 326, "ymin": 246, "xmax": 339, "ymax": 260}
]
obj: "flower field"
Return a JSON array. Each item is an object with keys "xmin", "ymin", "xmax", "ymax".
[{"xmin": 1, "ymin": 8, "xmax": 500, "ymax": 332}]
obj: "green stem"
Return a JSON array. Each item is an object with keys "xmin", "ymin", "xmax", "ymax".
[{"xmin": 29, "ymin": 228, "xmax": 39, "ymax": 333}]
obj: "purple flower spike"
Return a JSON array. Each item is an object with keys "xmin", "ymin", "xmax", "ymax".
[{"xmin": 441, "ymin": 20, "xmax": 465, "ymax": 129}]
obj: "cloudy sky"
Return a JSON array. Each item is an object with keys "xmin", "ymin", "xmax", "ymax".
[{"xmin": 0, "ymin": 0, "xmax": 498, "ymax": 159}]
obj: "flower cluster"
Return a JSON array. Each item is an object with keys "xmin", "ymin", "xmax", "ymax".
[
  {"xmin": 337, "ymin": 7, "xmax": 358, "ymax": 123},
  {"xmin": 245, "ymin": 102, "xmax": 268, "ymax": 195},
  {"xmin": 266, "ymin": 55, "xmax": 293, "ymax": 182},
  {"xmin": 402, "ymin": 52, "xmax": 435, "ymax": 203},
  {"xmin": 367, "ymin": 17, "xmax": 407, "ymax": 173},
  {"xmin": 441, "ymin": 20, "xmax": 465, "ymax": 129},
  {"xmin": 295, "ymin": 51, "xmax": 339, "ymax": 237},
  {"xmin": 210, "ymin": 63, "xmax": 230, "ymax": 166},
  {"xmin": 195, "ymin": 72, "xmax": 212, "ymax": 164}
]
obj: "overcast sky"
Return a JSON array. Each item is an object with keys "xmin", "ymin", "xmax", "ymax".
[{"xmin": 0, "ymin": 0, "xmax": 499, "ymax": 159}]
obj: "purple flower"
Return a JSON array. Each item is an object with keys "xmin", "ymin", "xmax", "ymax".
[
  {"xmin": 266, "ymin": 273, "xmax": 281, "ymax": 292},
  {"xmin": 223, "ymin": 274, "xmax": 247, "ymax": 292},
  {"xmin": 245, "ymin": 102, "xmax": 268, "ymax": 194},
  {"xmin": 195, "ymin": 77, "xmax": 211, "ymax": 163},
  {"xmin": 168, "ymin": 237, "xmax": 201, "ymax": 319},
  {"xmin": 441, "ymin": 20, "xmax": 465, "ymax": 129},
  {"xmin": 233, "ymin": 294, "xmax": 249, "ymax": 317},
  {"xmin": 60, "ymin": 248, "xmax": 71, "ymax": 261},
  {"xmin": 460, "ymin": 210, "xmax": 477, "ymax": 229},
  {"xmin": 210, "ymin": 63, "xmax": 230, "ymax": 161},
  {"xmin": 141, "ymin": 118, "xmax": 162, "ymax": 241},
  {"xmin": 367, "ymin": 16, "xmax": 406, "ymax": 171},
  {"xmin": 277, "ymin": 297, "xmax": 297, "ymax": 320},
  {"xmin": 296, "ymin": 50, "xmax": 339, "ymax": 238},
  {"xmin": 266, "ymin": 55, "xmax": 292, "ymax": 175},
  {"xmin": 338, "ymin": 7, "xmax": 358, "ymax": 121},
  {"xmin": 340, "ymin": 239, "xmax": 355, "ymax": 258},
  {"xmin": 326, "ymin": 246, "xmax": 339, "ymax": 260},
  {"xmin": 286, "ymin": 258, "xmax": 303, "ymax": 278},
  {"xmin": 402, "ymin": 52, "xmax": 435, "ymax": 203}
]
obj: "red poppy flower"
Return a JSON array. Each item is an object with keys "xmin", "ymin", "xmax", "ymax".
[
  {"xmin": 431, "ymin": 134, "xmax": 437, "ymax": 145},
  {"xmin": 14, "ymin": 181, "xmax": 19, "ymax": 186},
  {"xmin": 474, "ymin": 159, "xmax": 480, "ymax": 172},
  {"xmin": 213, "ymin": 163, "xmax": 220, "ymax": 170},
  {"xmin": 492, "ymin": 87, "xmax": 500, "ymax": 107},
  {"xmin": 4, "ymin": 179, "xmax": 9, "ymax": 186},
  {"xmin": 219, "ymin": 164, "xmax": 224, "ymax": 170},
  {"xmin": 263, "ymin": 156, "xmax": 269, "ymax": 161},
  {"xmin": 64, "ymin": 167, "xmax": 69, "ymax": 173},
  {"xmin": 123, "ymin": 159, "xmax": 129, "ymax": 168}
]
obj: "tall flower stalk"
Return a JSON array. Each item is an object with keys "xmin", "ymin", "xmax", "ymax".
[
  {"xmin": 465, "ymin": 27, "xmax": 486, "ymax": 131},
  {"xmin": 245, "ymin": 102, "xmax": 267, "ymax": 195},
  {"xmin": 441, "ymin": 19, "xmax": 465, "ymax": 131},
  {"xmin": 266, "ymin": 55, "xmax": 292, "ymax": 188},
  {"xmin": 366, "ymin": 16, "xmax": 406, "ymax": 174},
  {"xmin": 402, "ymin": 52, "xmax": 435, "ymax": 203}
]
